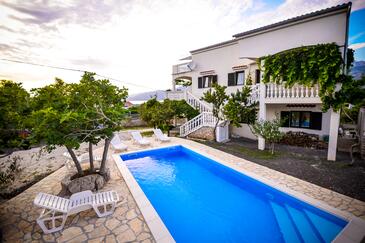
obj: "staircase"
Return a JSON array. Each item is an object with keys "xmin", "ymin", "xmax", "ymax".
[
  {"xmin": 270, "ymin": 200, "xmax": 344, "ymax": 243},
  {"xmin": 179, "ymin": 91, "xmax": 216, "ymax": 137}
]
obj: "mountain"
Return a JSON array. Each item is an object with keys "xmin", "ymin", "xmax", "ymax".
[
  {"xmin": 127, "ymin": 90, "xmax": 166, "ymax": 104},
  {"xmin": 351, "ymin": 61, "xmax": 365, "ymax": 80}
]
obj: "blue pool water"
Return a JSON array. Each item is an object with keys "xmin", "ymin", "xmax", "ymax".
[{"xmin": 121, "ymin": 145, "xmax": 347, "ymax": 243}]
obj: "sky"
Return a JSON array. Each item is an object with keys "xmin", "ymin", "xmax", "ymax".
[{"xmin": 0, "ymin": 0, "xmax": 364, "ymax": 95}]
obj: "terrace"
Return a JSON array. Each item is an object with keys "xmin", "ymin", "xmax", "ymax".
[{"xmin": 1, "ymin": 135, "xmax": 364, "ymax": 242}]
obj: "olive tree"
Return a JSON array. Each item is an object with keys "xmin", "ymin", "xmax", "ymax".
[
  {"xmin": 251, "ymin": 118, "xmax": 283, "ymax": 154},
  {"xmin": 201, "ymin": 84, "xmax": 228, "ymax": 141},
  {"xmin": 30, "ymin": 73, "xmax": 128, "ymax": 177}
]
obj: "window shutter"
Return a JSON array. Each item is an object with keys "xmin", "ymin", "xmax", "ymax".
[
  {"xmin": 228, "ymin": 73, "xmax": 235, "ymax": 86},
  {"xmin": 310, "ymin": 112, "xmax": 322, "ymax": 130},
  {"xmin": 280, "ymin": 111, "xmax": 290, "ymax": 127},
  {"xmin": 212, "ymin": 75, "xmax": 218, "ymax": 84},
  {"xmin": 198, "ymin": 77, "xmax": 203, "ymax": 89},
  {"xmin": 255, "ymin": 69, "xmax": 261, "ymax": 84}
]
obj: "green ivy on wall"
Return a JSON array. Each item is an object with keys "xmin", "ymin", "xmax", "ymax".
[{"xmin": 258, "ymin": 43, "xmax": 354, "ymax": 111}]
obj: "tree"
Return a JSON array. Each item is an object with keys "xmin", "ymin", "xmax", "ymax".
[
  {"xmin": 223, "ymin": 86, "xmax": 257, "ymax": 127},
  {"xmin": 30, "ymin": 73, "xmax": 128, "ymax": 177},
  {"xmin": 251, "ymin": 118, "xmax": 283, "ymax": 154},
  {"xmin": 201, "ymin": 84, "xmax": 228, "ymax": 141},
  {"xmin": 0, "ymin": 80, "xmax": 30, "ymax": 150}
]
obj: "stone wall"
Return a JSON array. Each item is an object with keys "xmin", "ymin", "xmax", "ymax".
[{"xmin": 187, "ymin": 127, "xmax": 215, "ymax": 141}]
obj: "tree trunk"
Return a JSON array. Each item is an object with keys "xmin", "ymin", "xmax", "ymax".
[
  {"xmin": 99, "ymin": 138, "xmax": 111, "ymax": 174},
  {"xmin": 89, "ymin": 142, "xmax": 94, "ymax": 172},
  {"xmin": 271, "ymin": 143, "xmax": 275, "ymax": 155},
  {"xmin": 66, "ymin": 146, "xmax": 83, "ymax": 176},
  {"xmin": 213, "ymin": 119, "xmax": 219, "ymax": 142}
]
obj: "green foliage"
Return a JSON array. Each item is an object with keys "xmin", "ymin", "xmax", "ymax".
[
  {"xmin": 0, "ymin": 80, "xmax": 31, "ymax": 149},
  {"xmin": 30, "ymin": 72, "xmax": 128, "ymax": 175},
  {"xmin": 245, "ymin": 74, "xmax": 253, "ymax": 85},
  {"xmin": 223, "ymin": 86, "xmax": 257, "ymax": 127},
  {"xmin": 201, "ymin": 83, "xmax": 228, "ymax": 141},
  {"xmin": 170, "ymin": 100, "xmax": 199, "ymax": 120},
  {"xmin": 175, "ymin": 79, "xmax": 192, "ymax": 87},
  {"xmin": 258, "ymin": 43, "xmax": 355, "ymax": 112},
  {"xmin": 139, "ymin": 98, "xmax": 198, "ymax": 132},
  {"xmin": 251, "ymin": 118, "xmax": 283, "ymax": 154}
]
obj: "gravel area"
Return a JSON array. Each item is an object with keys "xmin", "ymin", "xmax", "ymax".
[{"xmin": 197, "ymin": 137, "xmax": 365, "ymax": 202}]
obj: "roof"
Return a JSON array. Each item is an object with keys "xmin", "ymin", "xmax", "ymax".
[
  {"xmin": 190, "ymin": 2, "xmax": 351, "ymax": 54},
  {"xmin": 233, "ymin": 2, "xmax": 351, "ymax": 38}
]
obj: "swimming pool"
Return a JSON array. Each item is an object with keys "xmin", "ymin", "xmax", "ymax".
[{"xmin": 120, "ymin": 145, "xmax": 348, "ymax": 243}]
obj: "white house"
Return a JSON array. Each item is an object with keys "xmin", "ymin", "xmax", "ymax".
[{"xmin": 167, "ymin": 3, "xmax": 352, "ymax": 161}]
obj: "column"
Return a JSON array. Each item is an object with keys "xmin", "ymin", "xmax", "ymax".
[
  {"xmin": 327, "ymin": 109, "xmax": 340, "ymax": 161},
  {"xmin": 258, "ymin": 83, "xmax": 266, "ymax": 150}
]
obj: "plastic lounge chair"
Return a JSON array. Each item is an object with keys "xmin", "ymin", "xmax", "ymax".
[
  {"xmin": 111, "ymin": 134, "xmax": 128, "ymax": 151},
  {"xmin": 63, "ymin": 152, "xmax": 102, "ymax": 164},
  {"xmin": 153, "ymin": 129, "xmax": 170, "ymax": 142},
  {"xmin": 34, "ymin": 190, "xmax": 119, "ymax": 234},
  {"xmin": 131, "ymin": 131, "xmax": 150, "ymax": 146}
]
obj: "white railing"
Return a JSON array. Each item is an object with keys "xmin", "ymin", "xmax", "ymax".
[
  {"xmin": 265, "ymin": 83, "xmax": 319, "ymax": 99},
  {"xmin": 166, "ymin": 90, "xmax": 185, "ymax": 100},
  {"xmin": 172, "ymin": 62, "xmax": 192, "ymax": 75},
  {"xmin": 180, "ymin": 112, "xmax": 216, "ymax": 137},
  {"xmin": 186, "ymin": 91, "xmax": 212, "ymax": 113}
]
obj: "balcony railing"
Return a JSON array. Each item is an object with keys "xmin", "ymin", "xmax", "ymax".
[
  {"xmin": 265, "ymin": 83, "xmax": 320, "ymax": 101},
  {"xmin": 166, "ymin": 90, "xmax": 185, "ymax": 100},
  {"xmin": 172, "ymin": 62, "xmax": 192, "ymax": 75}
]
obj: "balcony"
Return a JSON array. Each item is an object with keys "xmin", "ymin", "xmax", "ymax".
[
  {"xmin": 166, "ymin": 90, "xmax": 185, "ymax": 100},
  {"xmin": 172, "ymin": 62, "xmax": 192, "ymax": 75},
  {"xmin": 265, "ymin": 83, "xmax": 321, "ymax": 104}
]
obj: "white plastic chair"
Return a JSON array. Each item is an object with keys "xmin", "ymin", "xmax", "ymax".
[
  {"xmin": 131, "ymin": 131, "xmax": 150, "ymax": 146},
  {"xmin": 63, "ymin": 152, "xmax": 102, "ymax": 170},
  {"xmin": 153, "ymin": 129, "xmax": 170, "ymax": 142},
  {"xmin": 34, "ymin": 190, "xmax": 119, "ymax": 234},
  {"xmin": 110, "ymin": 134, "xmax": 128, "ymax": 151}
]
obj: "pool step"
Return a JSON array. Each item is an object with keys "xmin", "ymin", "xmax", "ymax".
[
  {"xmin": 285, "ymin": 205, "xmax": 324, "ymax": 243},
  {"xmin": 270, "ymin": 201, "xmax": 329, "ymax": 243},
  {"xmin": 270, "ymin": 202, "xmax": 303, "ymax": 243}
]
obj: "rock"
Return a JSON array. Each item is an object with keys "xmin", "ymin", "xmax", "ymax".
[
  {"xmin": 67, "ymin": 174, "xmax": 106, "ymax": 194},
  {"xmin": 116, "ymin": 229, "xmax": 136, "ymax": 242},
  {"xmin": 128, "ymin": 218, "xmax": 143, "ymax": 234},
  {"xmin": 88, "ymin": 225, "xmax": 109, "ymax": 239},
  {"xmin": 106, "ymin": 218, "xmax": 120, "ymax": 231},
  {"xmin": 105, "ymin": 234, "xmax": 117, "ymax": 243},
  {"xmin": 58, "ymin": 226, "xmax": 83, "ymax": 242},
  {"xmin": 126, "ymin": 209, "xmax": 137, "ymax": 220}
]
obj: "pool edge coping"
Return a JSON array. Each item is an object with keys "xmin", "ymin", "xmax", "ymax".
[{"xmin": 112, "ymin": 142, "xmax": 365, "ymax": 243}]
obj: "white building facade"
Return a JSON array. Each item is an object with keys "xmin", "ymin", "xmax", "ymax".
[{"xmin": 168, "ymin": 3, "xmax": 352, "ymax": 161}]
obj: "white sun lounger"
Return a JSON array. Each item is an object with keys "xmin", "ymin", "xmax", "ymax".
[
  {"xmin": 63, "ymin": 152, "xmax": 102, "ymax": 163},
  {"xmin": 153, "ymin": 129, "xmax": 170, "ymax": 142},
  {"xmin": 131, "ymin": 131, "xmax": 150, "ymax": 146},
  {"xmin": 34, "ymin": 190, "xmax": 119, "ymax": 234},
  {"xmin": 110, "ymin": 134, "xmax": 128, "ymax": 151}
]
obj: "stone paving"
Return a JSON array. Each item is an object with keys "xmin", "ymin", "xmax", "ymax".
[
  {"xmin": 0, "ymin": 136, "xmax": 156, "ymax": 243},
  {"xmin": 1, "ymin": 135, "xmax": 364, "ymax": 243}
]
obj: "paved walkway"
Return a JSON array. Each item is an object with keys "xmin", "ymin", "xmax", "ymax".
[{"xmin": 0, "ymin": 136, "xmax": 364, "ymax": 242}]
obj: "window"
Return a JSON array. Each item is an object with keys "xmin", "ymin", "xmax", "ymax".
[
  {"xmin": 255, "ymin": 69, "xmax": 261, "ymax": 84},
  {"xmin": 236, "ymin": 71, "xmax": 245, "ymax": 85},
  {"xmin": 228, "ymin": 71, "xmax": 245, "ymax": 86},
  {"xmin": 281, "ymin": 111, "xmax": 322, "ymax": 130},
  {"xmin": 198, "ymin": 75, "xmax": 217, "ymax": 89}
]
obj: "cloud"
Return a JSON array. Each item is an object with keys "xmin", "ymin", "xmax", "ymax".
[
  {"xmin": 349, "ymin": 42, "xmax": 365, "ymax": 50},
  {"xmin": 0, "ymin": 0, "xmax": 363, "ymax": 94}
]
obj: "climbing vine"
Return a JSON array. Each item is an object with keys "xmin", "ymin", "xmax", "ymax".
[{"xmin": 258, "ymin": 43, "xmax": 354, "ymax": 111}]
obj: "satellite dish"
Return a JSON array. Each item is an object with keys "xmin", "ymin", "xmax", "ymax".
[{"xmin": 187, "ymin": 61, "xmax": 196, "ymax": 70}]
